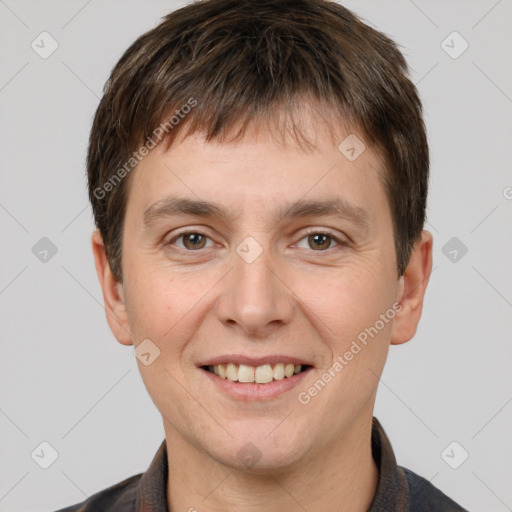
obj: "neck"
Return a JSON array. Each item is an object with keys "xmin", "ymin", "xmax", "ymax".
[{"xmin": 165, "ymin": 415, "xmax": 379, "ymax": 512}]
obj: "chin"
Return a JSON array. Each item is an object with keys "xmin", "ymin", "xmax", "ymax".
[{"xmin": 212, "ymin": 423, "xmax": 310, "ymax": 473}]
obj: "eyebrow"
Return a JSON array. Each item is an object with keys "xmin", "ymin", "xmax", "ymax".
[{"xmin": 142, "ymin": 196, "xmax": 370, "ymax": 230}]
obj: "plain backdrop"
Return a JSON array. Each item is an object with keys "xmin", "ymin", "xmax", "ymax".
[{"xmin": 0, "ymin": 1, "xmax": 511, "ymax": 511}]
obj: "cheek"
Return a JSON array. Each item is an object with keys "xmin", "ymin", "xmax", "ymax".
[
  {"xmin": 301, "ymin": 263, "xmax": 395, "ymax": 343},
  {"xmin": 295, "ymin": 268, "xmax": 395, "ymax": 429},
  {"xmin": 122, "ymin": 266, "xmax": 222, "ymax": 371},
  {"xmin": 294, "ymin": 261, "xmax": 396, "ymax": 410},
  {"xmin": 123, "ymin": 266, "xmax": 191, "ymax": 340}
]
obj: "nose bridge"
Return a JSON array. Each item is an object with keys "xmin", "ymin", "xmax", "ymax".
[{"xmin": 217, "ymin": 234, "xmax": 293, "ymax": 335}]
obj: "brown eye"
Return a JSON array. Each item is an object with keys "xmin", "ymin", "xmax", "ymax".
[
  {"xmin": 183, "ymin": 233, "xmax": 206, "ymax": 250},
  {"xmin": 296, "ymin": 230, "xmax": 344, "ymax": 252},
  {"xmin": 170, "ymin": 232, "xmax": 212, "ymax": 250},
  {"xmin": 307, "ymin": 233, "xmax": 333, "ymax": 250}
]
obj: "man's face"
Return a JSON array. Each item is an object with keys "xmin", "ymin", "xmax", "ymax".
[{"xmin": 111, "ymin": 118, "xmax": 404, "ymax": 470}]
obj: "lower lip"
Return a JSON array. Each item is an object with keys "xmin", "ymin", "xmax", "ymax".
[{"xmin": 200, "ymin": 367, "xmax": 313, "ymax": 401}]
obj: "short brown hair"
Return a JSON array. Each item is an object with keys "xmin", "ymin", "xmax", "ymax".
[{"xmin": 88, "ymin": 0, "xmax": 429, "ymax": 282}]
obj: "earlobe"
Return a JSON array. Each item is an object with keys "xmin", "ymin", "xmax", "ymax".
[
  {"xmin": 390, "ymin": 230, "xmax": 433, "ymax": 346},
  {"xmin": 91, "ymin": 230, "xmax": 133, "ymax": 346}
]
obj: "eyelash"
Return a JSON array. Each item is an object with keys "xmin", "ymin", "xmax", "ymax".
[{"xmin": 167, "ymin": 228, "xmax": 347, "ymax": 253}]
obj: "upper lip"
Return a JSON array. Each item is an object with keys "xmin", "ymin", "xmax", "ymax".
[{"xmin": 198, "ymin": 354, "xmax": 314, "ymax": 367}]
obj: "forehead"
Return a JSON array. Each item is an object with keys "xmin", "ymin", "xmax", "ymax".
[{"xmin": 125, "ymin": 115, "xmax": 390, "ymax": 229}]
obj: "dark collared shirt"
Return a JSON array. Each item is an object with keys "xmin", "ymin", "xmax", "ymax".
[{"xmin": 55, "ymin": 417, "xmax": 468, "ymax": 511}]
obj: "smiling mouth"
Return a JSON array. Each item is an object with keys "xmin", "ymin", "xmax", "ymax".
[{"xmin": 201, "ymin": 363, "xmax": 312, "ymax": 384}]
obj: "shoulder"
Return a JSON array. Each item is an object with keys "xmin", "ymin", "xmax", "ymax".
[
  {"xmin": 400, "ymin": 466, "xmax": 469, "ymax": 512},
  {"xmin": 53, "ymin": 472, "xmax": 142, "ymax": 512}
]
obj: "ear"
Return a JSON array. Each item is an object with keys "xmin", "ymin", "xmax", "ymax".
[
  {"xmin": 91, "ymin": 230, "xmax": 133, "ymax": 346},
  {"xmin": 390, "ymin": 230, "xmax": 433, "ymax": 345}
]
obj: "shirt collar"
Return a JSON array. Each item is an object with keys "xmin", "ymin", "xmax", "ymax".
[
  {"xmin": 366, "ymin": 416, "xmax": 409, "ymax": 511},
  {"xmin": 136, "ymin": 438, "xmax": 168, "ymax": 511},
  {"xmin": 135, "ymin": 416, "xmax": 409, "ymax": 511}
]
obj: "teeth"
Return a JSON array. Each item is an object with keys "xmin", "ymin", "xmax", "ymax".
[
  {"xmin": 226, "ymin": 363, "xmax": 238, "ymax": 381},
  {"xmin": 255, "ymin": 364, "xmax": 274, "ymax": 384},
  {"xmin": 284, "ymin": 363, "xmax": 295, "ymax": 377},
  {"xmin": 273, "ymin": 363, "xmax": 285, "ymax": 380},
  {"xmin": 207, "ymin": 362, "xmax": 308, "ymax": 383},
  {"xmin": 238, "ymin": 364, "xmax": 255, "ymax": 383}
]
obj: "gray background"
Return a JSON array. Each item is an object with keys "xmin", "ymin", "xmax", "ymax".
[{"xmin": 1, "ymin": 1, "xmax": 511, "ymax": 511}]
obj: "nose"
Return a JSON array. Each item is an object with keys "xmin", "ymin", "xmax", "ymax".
[{"xmin": 216, "ymin": 240, "xmax": 294, "ymax": 338}]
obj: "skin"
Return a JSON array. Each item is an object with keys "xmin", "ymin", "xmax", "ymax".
[{"xmin": 92, "ymin": 114, "xmax": 433, "ymax": 512}]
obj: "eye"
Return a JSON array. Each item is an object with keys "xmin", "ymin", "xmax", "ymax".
[
  {"xmin": 166, "ymin": 229, "xmax": 347, "ymax": 253},
  {"xmin": 296, "ymin": 229, "xmax": 345, "ymax": 251},
  {"xmin": 168, "ymin": 231, "xmax": 215, "ymax": 251}
]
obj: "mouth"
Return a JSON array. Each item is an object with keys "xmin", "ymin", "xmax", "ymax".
[
  {"xmin": 199, "ymin": 362, "xmax": 314, "ymax": 401},
  {"xmin": 201, "ymin": 363, "xmax": 312, "ymax": 384}
]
